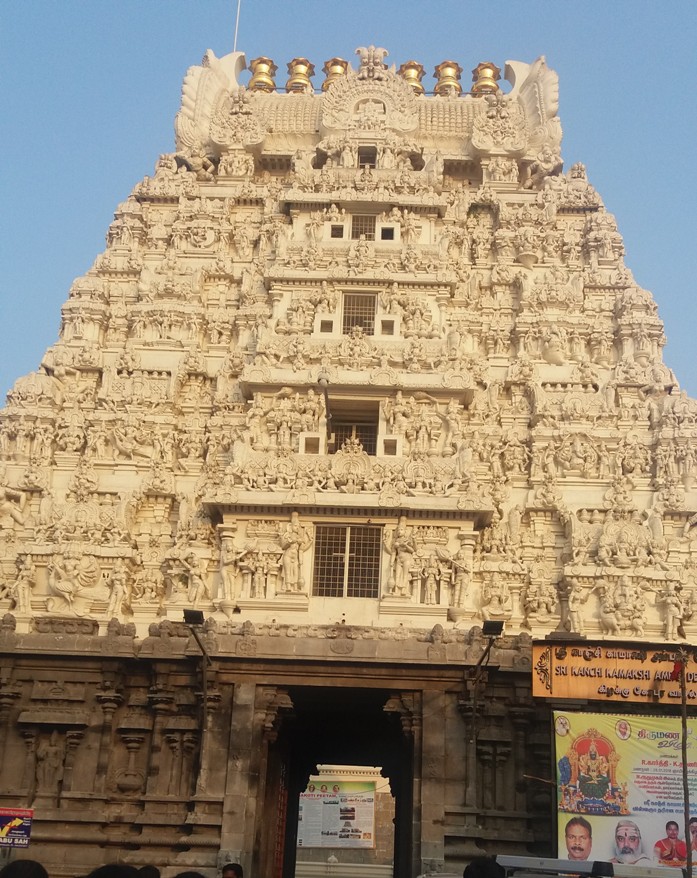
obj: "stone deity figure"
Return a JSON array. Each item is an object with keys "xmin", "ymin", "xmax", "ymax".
[
  {"xmin": 659, "ymin": 582, "xmax": 685, "ymax": 641},
  {"xmin": 220, "ymin": 538, "xmax": 244, "ymax": 602},
  {"xmin": 13, "ymin": 554, "xmax": 36, "ymax": 614},
  {"xmin": 438, "ymin": 399, "xmax": 461, "ymax": 454},
  {"xmin": 48, "ymin": 551, "xmax": 84, "ymax": 610},
  {"xmin": 35, "ymin": 730, "xmax": 65, "ymax": 793},
  {"xmin": 184, "ymin": 553, "xmax": 209, "ymax": 607},
  {"xmin": 450, "ymin": 544, "xmax": 471, "ymax": 608},
  {"xmin": 106, "ymin": 558, "xmax": 129, "ymax": 618},
  {"xmin": 249, "ymin": 552, "xmax": 270, "ymax": 599},
  {"xmin": 481, "ymin": 576, "xmax": 513, "ymax": 621},
  {"xmin": 280, "ymin": 512, "xmax": 312, "ymax": 592},
  {"xmin": 383, "ymin": 516, "xmax": 416, "ymax": 597},
  {"xmin": 565, "ymin": 578, "xmax": 587, "ymax": 635},
  {"xmin": 423, "ymin": 555, "xmax": 440, "ymax": 605}
]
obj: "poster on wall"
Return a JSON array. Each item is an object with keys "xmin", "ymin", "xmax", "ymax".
[
  {"xmin": 554, "ymin": 711, "xmax": 697, "ymax": 866},
  {"xmin": 0, "ymin": 809, "xmax": 33, "ymax": 847},
  {"xmin": 297, "ymin": 780, "xmax": 376, "ymax": 849}
]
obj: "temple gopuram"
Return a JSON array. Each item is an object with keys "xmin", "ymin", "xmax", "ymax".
[{"xmin": 0, "ymin": 45, "xmax": 695, "ymax": 878}]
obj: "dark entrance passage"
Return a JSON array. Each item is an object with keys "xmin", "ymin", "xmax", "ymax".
[{"xmin": 259, "ymin": 686, "xmax": 414, "ymax": 878}]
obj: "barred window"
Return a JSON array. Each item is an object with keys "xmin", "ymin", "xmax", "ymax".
[
  {"xmin": 328, "ymin": 400, "xmax": 379, "ymax": 455},
  {"xmin": 357, "ymin": 146, "xmax": 377, "ymax": 169},
  {"xmin": 342, "ymin": 292, "xmax": 376, "ymax": 335},
  {"xmin": 351, "ymin": 215, "xmax": 376, "ymax": 240},
  {"xmin": 312, "ymin": 525, "xmax": 381, "ymax": 598},
  {"xmin": 331, "ymin": 421, "xmax": 378, "ymax": 455}
]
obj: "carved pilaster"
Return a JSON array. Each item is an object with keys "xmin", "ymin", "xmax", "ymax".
[
  {"xmin": 117, "ymin": 732, "xmax": 148, "ymax": 794},
  {"xmin": 0, "ymin": 681, "xmax": 21, "ymax": 771},
  {"xmin": 145, "ymin": 682, "xmax": 175, "ymax": 794},
  {"xmin": 21, "ymin": 728, "xmax": 38, "ymax": 804},
  {"xmin": 509, "ymin": 704, "xmax": 535, "ymax": 813},
  {"xmin": 115, "ymin": 708, "xmax": 153, "ymax": 795},
  {"xmin": 61, "ymin": 729, "xmax": 84, "ymax": 793},
  {"xmin": 94, "ymin": 684, "xmax": 124, "ymax": 793}
]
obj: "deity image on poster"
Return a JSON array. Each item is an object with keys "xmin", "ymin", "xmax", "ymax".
[
  {"xmin": 558, "ymin": 726, "xmax": 627, "ymax": 815},
  {"xmin": 555, "ymin": 711, "xmax": 697, "ymax": 868}
]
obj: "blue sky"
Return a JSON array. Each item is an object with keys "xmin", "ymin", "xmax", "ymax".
[{"xmin": 2, "ymin": 1, "xmax": 696, "ymax": 400}]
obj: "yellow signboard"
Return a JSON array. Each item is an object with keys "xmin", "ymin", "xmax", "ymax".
[
  {"xmin": 533, "ymin": 642, "xmax": 697, "ymax": 705},
  {"xmin": 554, "ymin": 711, "xmax": 697, "ymax": 866}
]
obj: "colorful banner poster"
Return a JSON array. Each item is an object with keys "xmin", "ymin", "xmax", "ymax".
[
  {"xmin": 297, "ymin": 780, "xmax": 376, "ymax": 849},
  {"xmin": 0, "ymin": 809, "xmax": 33, "ymax": 847},
  {"xmin": 555, "ymin": 711, "xmax": 697, "ymax": 867}
]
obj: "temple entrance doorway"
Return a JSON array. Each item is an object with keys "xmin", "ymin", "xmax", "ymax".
[
  {"xmin": 260, "ymin": 685, "xmax": 415, "ymax": 878},
  {"xmin": 294, "ymin": 764, "xmax": 394, "ymax": 878}
]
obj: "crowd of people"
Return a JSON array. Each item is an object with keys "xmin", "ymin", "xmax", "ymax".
[
  {"xmin": 5, "ymin": 828, "xmax": 697, "ymax": 878},
  {"xmin": 0, "ymin": 862, "xmax": 244, "ymax": 878}
]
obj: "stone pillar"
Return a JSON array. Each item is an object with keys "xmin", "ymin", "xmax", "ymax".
[
  {"xmin": 219, "ymin": 683, "xmax": 258, "ymax": 870},
  {"xmin": 384, "ymin": 691, "xmax": 422, "ymax": 878},
  {"xmin": 420, "ymin": 689, "xmax": 445, "ymax": 871}
]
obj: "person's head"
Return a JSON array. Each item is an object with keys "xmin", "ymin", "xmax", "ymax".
[
  {"xmin": 565, "ymin": 816, "xmax": 592, "ymax": 861},
  {"xmin": 666, "ymin": 821, "xmax": 680, "ymax": 839},
  {"xmin": 463, "ymin": 857, "xmax": 505, "ymax": 878},
  {"xmin": 614, "ymin": 820, "xmax": 643, "ymax": 861},
  {"xmin": 222, "ymin": 866, "xmax": 242, "ymax": 878},
  {"xmin": 85, "ymin": 867, "xmax": 141, "ymax": 878},
  {"xmin": 0, "ymin": 860, "xmax": 49, "ymax": 878},
  {"xmin": 689, "ymin": 818, "xmax": 697, "ymax": 845}
]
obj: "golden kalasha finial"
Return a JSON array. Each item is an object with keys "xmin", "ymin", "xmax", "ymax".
[
  {"xmin": 248, "ymin": 57, "xmax": 277, "ymax": 92},
  {"xmin": 471, "ymin": 61, "xmax": 501, "ymax": 95},
  {"xmin": 322, "ymin": 57, "xmax": 349, "ymax": 91},
  {"xmin": 286, "ymin": 57, "xmax": 315, "ymax": 94},
  {"xmin": 398, "ymin": 61, "xmax": 426, "ymax": 95},
  {"xmin": 433, "ymin": 60, "xmax": 463, "ymax": 97}
]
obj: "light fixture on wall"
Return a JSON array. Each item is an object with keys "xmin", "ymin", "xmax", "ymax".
[
  {"xmin": 475, "ymin": 620, "xmax": 504, "ymax": 671},
  {"xmin": 183, "ymin": 609, "xmax": 205, "ymax": 626}
]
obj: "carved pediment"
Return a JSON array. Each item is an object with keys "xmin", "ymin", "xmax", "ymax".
[{"xmin": 320, "ymin": 68, "xmax": 418, "ymax": 136}]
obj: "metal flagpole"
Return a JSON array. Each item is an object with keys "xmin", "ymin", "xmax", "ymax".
[{"xmin": 233, "ymin": 0, "xmax": 242, "ymax": 52}]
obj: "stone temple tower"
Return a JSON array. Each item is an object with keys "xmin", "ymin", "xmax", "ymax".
[{"xmin": 0, "ymin": 45, "xmax": 695, "ymax": 878}]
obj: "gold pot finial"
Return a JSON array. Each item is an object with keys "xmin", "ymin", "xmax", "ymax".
[
  {"xmin": 434, "ymin": 60, "xmax": 463, "ymax": 97},
  {"xmin": 322, "ymin": 57, "xmax": 349, "ymax": 91},
  {"xmin": 286, "ymin": 57, "xmax": 315, "ymax": 94},
  {"xmin": 248, "ymin": 56, "xmax": 277, "ymax": 92},
  {"xmin": 471, "ymin": 61, "xmax": 501, "ymax": 95},
  {"xmin": 398, "ymin": 61, "xmax": 426, "ymax": 95}
]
